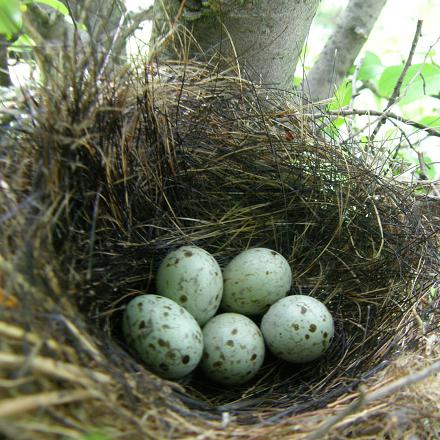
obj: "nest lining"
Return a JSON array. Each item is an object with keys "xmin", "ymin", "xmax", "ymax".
[{"xmin": 0, "ymin": 56, "xmax": 439, "ymax": 438}]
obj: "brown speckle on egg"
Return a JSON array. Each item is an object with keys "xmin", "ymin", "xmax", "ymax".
[
  {"xmin": 158, "ymin": 338, "xmax": 170, "ymax": 348},
  {"xmin": 184, "ymin": 251, "xmax": 193, "ymax": 257},
  {"xmin": 309, "ymin": 324, "xmax": 317, "ymax": 332},
  {"xmin": 226, "ymin": 340, "xmax": 234, "ymax": 347},
  {"xmin": 180, "ymin": 295, "xmax": 188, "ymax": 303},
  {"xmin": 165, "ymin": 351, "xmax": 177, "ymax": 360},
  {"xmin": 181, "ymin": 355, "xmax": 190, "ymax": 364}
]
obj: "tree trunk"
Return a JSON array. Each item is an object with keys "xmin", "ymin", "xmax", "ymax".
[
  {"xmin": 304, "ymin": 0, "xmax": 387, "ymax": 102},
  {"xmin": 152, "ymin": 0, "xmax": 320, "ymax": 90}
]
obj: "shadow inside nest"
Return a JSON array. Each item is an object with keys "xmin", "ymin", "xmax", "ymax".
[{"xmin": 1, "ymin": 58, "xmax": 438, "ymax": 426}]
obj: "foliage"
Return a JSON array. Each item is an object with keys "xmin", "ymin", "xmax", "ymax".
[
  {"xmin": 0, "ymin": 0, "xmax": 68, "ymax": 45},
  {"xmin": 0, "ymin": 0, "xmax": 23, "ymax": 37},
  {"xmin": 378, "ymin": 63, "xmax": 440, "ymax": 104},
  {"xmin": 314, "ymin": 48, "xmax": 440, "ymax": 182}
]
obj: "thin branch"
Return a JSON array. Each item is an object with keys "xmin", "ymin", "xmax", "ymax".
[
  {"xmin": 346, "ymin": 56, "xmax": 363, "ymax": 138},
  {"xmin": 303, "ymin": 108, "xmax": 440, "ymax": 139},
  {"xmin": 306, "ymin": 360, "xmax": 440, "ymax": 440},
  {"xmin": 126, "ymin": 7, "xmax": 154, "ymax": 34},
  {"xmin": 386, "ymin": 20, "xmax": 423, "ymax": 110},
  {"xmin": 369, "ymin": 20, "xmax": 423, "ymax": 142},
  {"xmin": 112, "ymin": 6, "xmax": 154, "ymax": 55}
]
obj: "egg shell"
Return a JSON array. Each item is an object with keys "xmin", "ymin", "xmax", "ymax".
[
  {"xmin": 201, "ymin": 313, "xmax": 265, "ymax": 385},
  {"xmin": 261, "ymin": 295, "xmax": 334, "ymax": 363},
  {"xmin": 156, "ymin": 246, "xmax": 223, "ymax": 326},
  {"xmin": 122, "ymin": 294, "xmax": 204, "ymax": 379},
  {"xmin": 221, "ymin": 248, "xmax": 292, "ymax": 316}
]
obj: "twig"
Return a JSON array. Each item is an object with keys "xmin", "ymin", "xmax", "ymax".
[
  {"xmin": 417, "ymin": 151, "xmax": 429, "ymax": 180},
  {"xmin": 345, "ymin": 56, "xmax": 363, "ymax": 138},
  {"xmin": 97, "ymin": 12, "xmax": 126, "ymax": 79},
  {"xmin": 387, "ymin": 20, "xmax": 423, "ymax": 109},
  {"xmin": 306, "ymin": 360, "xmax": 440, "ymax": 440},
  {"xmin": 301, "ymin": 108, "xmax": 440, "ymax": 138},
  {"xmin": 369, "ymin": 20, "xmax": 423, "ymax": 142},
  {"xmin": 120, "ymin": 7, "xmax": 154, "ymax": 43}
]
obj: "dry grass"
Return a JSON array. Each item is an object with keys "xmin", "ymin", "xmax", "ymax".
[{"xmin": 0, "ymin": 31, "xmax": 439, "ymax": 439}]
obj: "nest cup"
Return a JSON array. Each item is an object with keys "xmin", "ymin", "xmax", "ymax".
[{"xmin": 0, "ymin": 49, "xmax": 439, "ymax": 438}]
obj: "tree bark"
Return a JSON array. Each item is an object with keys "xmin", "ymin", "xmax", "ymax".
[
  {"xmin": 151, "ymin": 0, "xmax": 320, "ymax": 90},
  {"xmin": 304, "ymin": 0, "xmax": 387, "ymax": 102}
]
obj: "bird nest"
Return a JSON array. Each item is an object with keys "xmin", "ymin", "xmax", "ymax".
[{"xmin": 0, "ymin": 52, "xmax": 439, "ymax": 439}]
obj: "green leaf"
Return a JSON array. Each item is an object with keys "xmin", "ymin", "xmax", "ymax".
[
  {"xmin": 418, "ymin": 115, "xmax": 440, "ymax": 132},
  {"xmin": 322, "ymin": 117, "xmax": 346, "ymax": 140},
  {"xmin": 0, "ymin": 0, "xmax": 22, "ymax": 37},
  {"xmin": 11, "ymin": 32, "xmax": 35, "ymax": 51},
  {"xmin": 332, "ymin": 117, "xmax": 345, "ymax": 128},
  {"xmin": 328, "ymin": 80, "xmax": 352, "ymax": 111},
  {"xmin": 378, "ymin": 63, "xmax": 440, "ymax": 105},
  {"xmin": 293, "ymin": 76, "xmax": 302, "ymax": 87},
  {"xmin": 358, "ymin": 51, "xmax": 383, "ymax": 82},
  {"xmin": 23, "ymin": 0, "xmax": 69, "ymax": 16},
  {"xmin": 395, "ymin": 150, "xmax": 437, "ymax": 180}
]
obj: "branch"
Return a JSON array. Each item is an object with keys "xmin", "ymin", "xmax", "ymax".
[
  {"xmin": 304, "ymin": 109, "xmax": 440, "ymax": 139},
  {"xmin": 124, "ymin": 7, "xmax": 154, "ymax": 38},
  {"xmin": 369, "ymin": 20, "xmax": 423, "ymax": 142},
  {"xmin": 303, "ymin": 0, "xmax": 387, "ymax": 103}
]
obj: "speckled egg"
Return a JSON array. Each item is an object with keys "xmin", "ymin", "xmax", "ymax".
[
  {"xmin": 221, "ymin": 248, "xmax": 292, "ymax": 316},
  {"xmin": 156, "ymin": 246, "xmax": 223, "ymax": 326},
  {"xmin": 261, "ymin": 295, "xmax": 334, "ymax": 363},
  {"xmin": 201, "ymin": 313, "xmax": 265, "ymax": 385},
  {"xmin": 122, "ymin": 294, "xmax": 204, "ymax": 379}
]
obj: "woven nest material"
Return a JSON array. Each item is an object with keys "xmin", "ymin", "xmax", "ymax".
[{"xmin": 0, "ymin": 50, "xmax": 439, "ymax": 439}]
